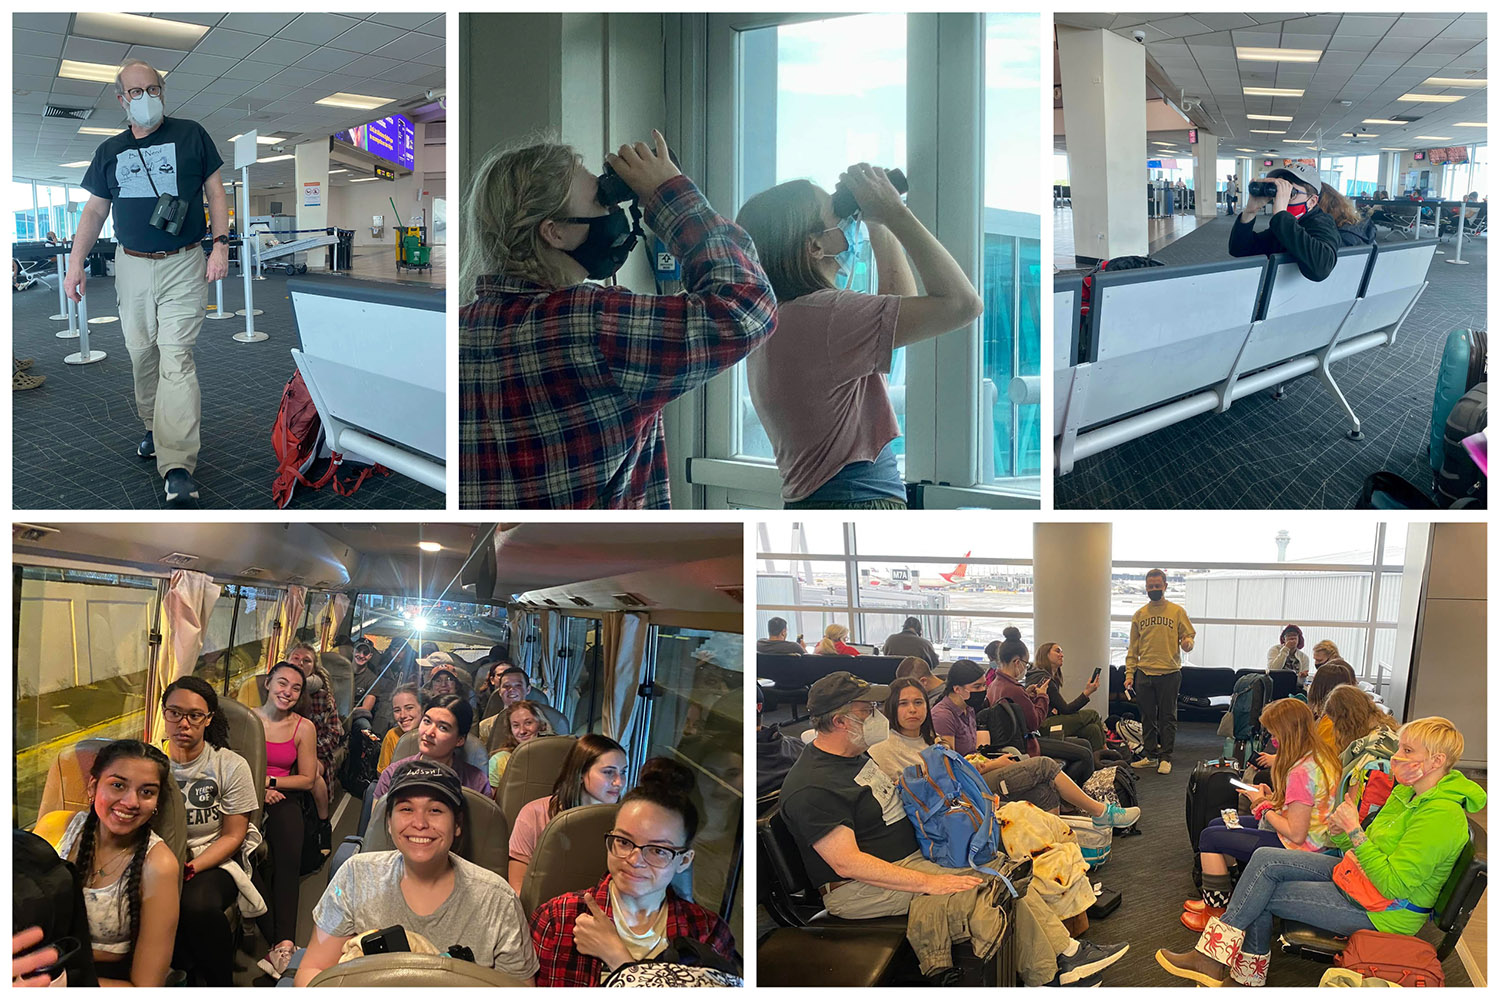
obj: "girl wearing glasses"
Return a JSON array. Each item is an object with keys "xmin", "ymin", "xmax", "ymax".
[
  {"xmin": 529, "ymin": 765, "xmax": 738, "ymax": 986},
  {"xmin": 160, "ymin": 677, "xmax": 262, "ymax": 986}
]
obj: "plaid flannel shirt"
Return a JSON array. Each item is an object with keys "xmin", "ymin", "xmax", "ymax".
[
  {"xmin": 459, "ymin": 175, "xmax": 776, "ymax": 509},
  {"xmin": 305, "ymin": 667, "xmax": 343, "ymax": 776},
  {"xmin": 529, "ymin": 874, "xmax": 738, "ymax": 987}
]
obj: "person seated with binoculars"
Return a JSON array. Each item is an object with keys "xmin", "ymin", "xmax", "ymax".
[
  {"xmin": 65, "ymin": 58, "xmax": 230, "ymax": 504},
  {"xmin": 458, "ymin": 131, "xmax": 776, "ymax": 510},
  {"xmin": 1228, "ymin": 161, "xmax": 1338, "ymax": 282}
]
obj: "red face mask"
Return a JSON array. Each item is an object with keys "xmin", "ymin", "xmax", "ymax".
[{"xmin": 1285, "ymin": 202, "xmax": 1309, "ymax": 218}]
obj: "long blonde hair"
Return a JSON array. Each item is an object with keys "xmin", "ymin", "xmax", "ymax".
[
  {"xmin": 1323, "ymin": 684, "xmax": 1397, "ymax": 754},
  {"xmin": 815, "ymin": 622, "xmax": 851, "ymax": 655},
  {"xmin": 461, "ymin": 136, "xmax": 580, "ymax": 301},
  {"xmin": 1262, "ymin": 699, "xmax": 1340, "ymax": 811}
]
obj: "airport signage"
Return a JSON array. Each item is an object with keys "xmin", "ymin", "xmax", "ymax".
[
  {"xmin": 1412, "ymin": 151, "xmax": 1427, "ymax": 161},
  {"xmin": 1188, "ymin": 128, "xmax": 1198, "ymax": 144},
  {"xmin": 303, "ymin": 181, "xmax": 321, "ymax": 207},
  {"xmin": 375, "ymin": 165, "xmax": 396, "ymax": 181},
  {"xmin": 334, "ymin": 115, "xmax": 416, "ymax": 171}
]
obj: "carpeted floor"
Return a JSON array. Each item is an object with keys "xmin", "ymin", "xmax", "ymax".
[
  {"xmin": 12, "ymin": 263, "xmax": 444, "ymax": 510},
  {"xmin": 1056, "ymin": 221, "xmax": 1487, "ymax": 509}
]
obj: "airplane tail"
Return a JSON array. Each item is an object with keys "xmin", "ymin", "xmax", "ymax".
[{"xmin": 939, "ymin": 552, "xmax": 971, "ymax": 584}]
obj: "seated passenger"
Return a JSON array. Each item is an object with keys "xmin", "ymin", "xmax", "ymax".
[
  {"xmin": 496, "ymin": 663, "xmax": 549, "ymax": 709},
  {"xmin": 254, "ymin": 660, "xmax": 319, "ymax": 980},
  {"xmin": 930, "ymin": 658, "xmax": 990, "ymax": 754},
  {"xmin": 736, "ymin": 165, "xmax": 982, "ymax": 510},
  {"xmin": 1184, "ymin": 699, "xmax": 1339, "ymax": 930},
  {"xmin": 53, "ymin": 740, "xmax": 180, "ymax": 987},
  {"xmin": 986, "ymin": 631, "xmax": 1095, "ymax": 787},
  {"xmin": 1266, "ymin": 624, "xmax": 1310, "ymax": 682},
  {"xmin": 778, "ymin": 671, "xmax": 1128, "ymax": 986},
  {"xmin": 1305, "ymin": 659, "xmax": 1358, "ymax": 754},
  {"xmin": 422, "ymin": 655, "xmax": 477, "ymax": 716},
  {"xmin": 1031, "ymin": 641, "xmax": 1106, "ymax": 752},
  {"xmin": 473, "ymin": 646, "xmax": 511, "ymax": 703},
  {"xmin": 351, "ymin": 640, "xmax": 395, "ymax": 736},
  {"xmin": 509, "ymin": 734, "xmax": 628, "ymax": 892},
  {"xmin": 881, "ymin": 618, "xmax": 939, "ymax": 669},
  {"xmin": 285, "ymin": 642, "xmax": 340, "ymax": 837},
  {"xmin": 1323, "ymin": 684, "xmax": 1400, "ymax": 807},
  {"xmin": 757, "ymin": 616, "xmax": 805, "ymax": 655},
  {"xmin": 869, "ymin": 678, "xmax": 1137, "ymax": 829},
  {"xmin": 162, "ymin": 677, "xmax": 262, "ymax": 986},
  {"xmin": 371, "ymin": 692, "xmax": 491, "ymax": 800},
  {"xmin": 376, "ymin": 683, "xmax": 422, "ymax": 773},
  {"xmin": 488, "ymin": 699, "xmax": 551, "ymax": 790},
  {"xmin": 1311, "ymin": 639, "xmax": 1340, "ymax": 671},
  {"xmin": 1320, "ymin": 184, "xmax": 1376, "ymax": 246},
  {"xmin": 529, "ymin": 770, "xmax": 738, "ymax": 986},
  {"xmin": 1228, "ymin": 162, "xmax": 1338, "ymax": 282},
  {"xmin": 755, "ymin": 695, "xmax": 804, "ymax": 796},
  {"xmin": 813, "ymin": 623, "xmax": 859, "ymax": 656},
  {"xmin": 1159, "ymin": 717, "xmax": 1485, "ymax": 987},
  {"xmin": 894, "ymin": 654, "xmax": 946, "ymax": 707},
  {"xmin": 294, "ymin": 760, "xmax": 539, "ymax": 985}
]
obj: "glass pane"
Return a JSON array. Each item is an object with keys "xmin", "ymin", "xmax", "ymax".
[
  {"xmin": 12, "ymin": 180, "xmax": 40, "ymax": 241},
  {"xmin": 196, "ymin": 587, "xmax": 240, "ymax": 692},
  {"xmin": 982, "ymin": 13, "xmax": 1042, "ymax": 492},
  {"xmin": 302, "ymin": 591, "xmax": 331, "ymax": 644},
  {"xmin": 15, "ymin": 568, "xmax": 159, "ymax": 824},
  {"xmin": 733, "ymin": 13, "xmax": 908, "ymax": 463},
  {"xmin": 226, "ymin": 586, "xmax": 288, "ymax": 698},
  {"xmin": 644, "ymin": 627, "xmax": 743, "ymax": 932},
  {"xmin": 852, "ymin": 520, "xmax": 1034, "ymax": 560},
  {"xmin": 754, "ymin": 520, "xmax": 847, "ymax": 556},
  {"xmin": 1112, "ymin": 517, "xmax": 1380, "ymax": 565},
  {"xmin": 555, "ymin": 617, "xmax": 603, "ymax": 735}
]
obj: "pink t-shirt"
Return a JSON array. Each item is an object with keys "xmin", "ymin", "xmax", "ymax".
[
  {"xmin": 746, "ymin": 288, "xmax": 901, "ymax": 501},
  {"xmin": 1278, "ymin": 754, "xmax": 1334, "ymax": 851},
  {"xmin": 509, "ymin": 795, "xmax": 552, "ymax": 864}
]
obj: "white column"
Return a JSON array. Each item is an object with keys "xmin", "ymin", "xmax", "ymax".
[
  {"xmin": 1057, "ymin": 26, "xmax": 1148, "ymax": 262},
  {"xmin": 294, "ymin": 141, "xmax": 329, "ymax": 270},
  {"xmin": 1193, "ymin": 132, "xmax": 1219, "ymax": 218},
  {"xmin": 1033, "ymin": 523, "xmax": 1113, "ymax": 719}
]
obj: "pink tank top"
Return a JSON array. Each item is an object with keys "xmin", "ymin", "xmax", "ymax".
[{"xmin": 265, "ymin": 716, "xmax": 301, "ymax": 777}]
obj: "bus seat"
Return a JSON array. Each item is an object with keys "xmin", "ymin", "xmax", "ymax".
[
  {"xmin": 321, "ymin": 650, "xmax": 355, "ymax": 719},
  {"xmin": 219, "ymin": 697, "xmax": 268, "ymax": 820},
  {"xmin": 305, "ymin": 953, "xmax": 532, "ymax": 987},
  {"xmin": 1280, "ymin": 817, "xmax": 1485, "ymax": 960},
  {"xmin": 393, "ymin": 729, "xmax": 488, "ymax": 772},
  {"xmin": 482, "ymin": 692, "xmax": 570, "ymax": 736},
  {"xmin": 484, "ymin": 707, "xmax": 573, "ymax": 754},
  {"xmin": 38, "ymin": 737, "xmax": 112, "ymax": 821},
  {"xmin": 518, "ymin": 802, "xmax": 616, "ymax": 915},
  {"xmin": 496, "ymin": 735, "xmax": 577, "ymax": 830},
  {"xmin": 360, "ymin": 787, "xmax": 511, "ymax": 879},
  {"xmin": 235, "ymin": 674, "xmax": 266, "ymax": 710}
]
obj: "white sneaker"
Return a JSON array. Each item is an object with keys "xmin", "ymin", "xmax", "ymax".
[
  {"xmin": 257, "ymin": 943, "xmax": 294, "ymax": 980},
  {"xmin": 1158, "ymin": 760, "xmax": 1173, "ymax": 775}
]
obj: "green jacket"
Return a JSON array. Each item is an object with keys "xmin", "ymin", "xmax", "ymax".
[{"xmin": 1331, "ymin": 769, "xmax": 1486, "ymax": 934}]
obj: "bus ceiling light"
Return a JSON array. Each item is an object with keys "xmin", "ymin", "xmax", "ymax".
[
  {"xmin": 418, "ymin": 541, "xmax": 442, "ymax": 552},
  {"xmin": 13, "ymin": 524, "xmax": 60, "ymax": 542},
  {"xmin": 413, "ymin": 616, "xmax": 430, "ymax": 630}
]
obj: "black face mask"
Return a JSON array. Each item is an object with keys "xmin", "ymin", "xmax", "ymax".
[
  {"xmin": 1147, "ymin": 589, "xmax": 1165, "ymax": 602},
  {"xmin": 966, "ymin": 690, "xmax": 988, "ymax": 712},
  {"xmin": 558, "ymin": 208, "xmax": 639, "ymax": 280}
]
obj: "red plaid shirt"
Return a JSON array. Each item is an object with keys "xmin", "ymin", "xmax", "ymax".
[
  {"xmin": 459, "ymin": 175, "xmax": 776, "ymax": 509},
  {"xmin": 529, "ymin": 874, "xmax": 738, "ymax": 987}
]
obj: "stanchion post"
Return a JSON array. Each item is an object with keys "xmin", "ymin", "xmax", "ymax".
[
  {"xmin": 206, "ymin": 277, "xmax": 234, "ymax": 320},
  {"xmin": 57, "ymin": 288, "xmax": 80, "ymax": 339},
  {"xmin": 51, "ymin": 250, "xmax": 68, "ymax": 320},
  {"xmin": 1446, "ymin": 199, "xmax": 1469, "ymax": 265},
  {"xmin": 64, "ymin": 293, "xmax": 106, "ymax": 365}
]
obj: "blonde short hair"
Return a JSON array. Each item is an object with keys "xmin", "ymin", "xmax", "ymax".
[
  {"xmin": 1313, "ymin": 639, "xmax": 1340, "ymax": 660},
  {"xmin": 1400, "ymin": 717, "xmax": 1463, "ymax": 772}
]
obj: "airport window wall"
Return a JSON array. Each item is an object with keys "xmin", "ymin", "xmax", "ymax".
[
  {"xmin": 757, "ymin": 518, "xmax": 1407, "ymax": 696},
  {"xmin": 697, "ymin": 12, "xmax": 1041, "ymax": 507},
  {"xmin": 11, "ymin": 178, "xmax": 111, "ymax": 242}
]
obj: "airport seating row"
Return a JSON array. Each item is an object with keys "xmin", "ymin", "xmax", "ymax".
[{"xmin": 1053, "ymin": 239, "xmax": 1438, "ymax": 474}]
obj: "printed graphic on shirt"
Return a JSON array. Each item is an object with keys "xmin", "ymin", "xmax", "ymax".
[
  {"xmin": 114, "ymin": 143, "xmax": 180, "ymax": 199},
  {"xmin": 855, "ymin": 758, "xmax": 907, "ymax": 825},
  {"xmin": 179, "ymin": 774, "xmax": 221, "ymax": 828},
  {"xmin": 1138, "ymin": 615, "xmax": 1182, "ymax": 631}
]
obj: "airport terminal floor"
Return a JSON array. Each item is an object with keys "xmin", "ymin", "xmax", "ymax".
[
  {"xmin": 12, "ymin": 260, "xmax": 445, "ymax": 510},
  {"xmin": 1055, "ymin": 220, "xmax": 1486, "ymax": 509}
]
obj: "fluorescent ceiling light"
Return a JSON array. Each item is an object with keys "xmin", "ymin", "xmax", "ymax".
[
  {"xmin": 1362, "ymin": 119, "xmax": 1405, "ymax": 125},
  {"xmin": 1453, "ymin": 122, "xmax": 1487, "ymax": 127},
  {"xmin": 60, "ymin": 160, "xmax": 92, "ymax": 168},
  {"xmin": 77, "ymin": 126, "xmax": 121, "ymax": 136},
  {"xmin": 59, "ymin": 59, "xmax": 125, "ymax": 84},
  {"xmin": 1379, "ymin": 148, "xmax": 1407, "ymax": 151},
  {"xmin": 1235, "ymin": 148, "xmax": 1256, "ymax": 152},
  {"xmin": 1349, "ymin": 133, "xmax": 1378, "ymax": 138},
  {"xmin": 316, "ymin": 92, "xmax": 393, "ymax": 111},
  {"xmin": 1423, "ymin": 77, "xmax": 1486, "ymax": 88},
  {"xmin": 347, "ymin": 177, "xmax": 381, "ymax": 182},
  {"xmin": 229, "ymin": 134, "xmax": 282, "ymax": 145},
  {"xmin": 328, "ymin": 168, "xmax": 348, "ymax": 174},
  {"xmin": 73, "ymin": 12, "xmax": 209, "ymax": 49},
  {"xmin": 1150, "ymin": 141, "xmax": 1175, "ymax": 145},
  {"xmin": 1247, "ymin": 114, "xmax": 1293, "ymax": 122},
  {"xmin": 418, "ymin": 541, "xmax": 442, "ymax": 553},
  {"xmin": 1399, "ymin": 93, "xmax": 1464, "ymax": 103},
  {"xmin": 256, "ymin": 154, "xmax": 294, "ymax": 163},
  {"xmin": 1236, "ymin": 46, "xmax": 1322, "ymax": 63},
  {"xmin": 1244, "ymin": 87, "xmax": 1304, "ymax": 97},
  {"xmin": 1249, "ymin": 129, "xmax": 1286, "ymax": 134},
  {"xmin": 1414, "ymin": 136, "xmax": 1452, "ymax": 141}
]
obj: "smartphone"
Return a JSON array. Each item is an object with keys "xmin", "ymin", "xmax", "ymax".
[
  {"xmin": 361, "ymin": 925, "xmax": 411, "ymax": 955},
  {"xmin": 1229, "ymin": 778, "xmax": 1259, "ymax": 793},
  {"xmin": 1090, "ymin": 667, "xmax": 1102, "ymax": 682}
]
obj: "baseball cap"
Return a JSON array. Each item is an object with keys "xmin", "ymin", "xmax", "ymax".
[
  {"xmin": 384, "ymin": 759, "xmax": 465, "ymax": 816},
  {"xmin": 1269, "ymin": 161, "xmax": 1321, "ymax": 195},
  {"xmin": 807, "ymin": 671, "xmax": 890, "ymax": 716},
  {"xmin": 354, "ymin": 639, "xmax": 376, "ymax": 656}
]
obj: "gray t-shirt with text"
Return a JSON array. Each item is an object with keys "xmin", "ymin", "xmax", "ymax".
[{"xmin": 170, "ymin": 743, "xmax": 258, "ymax": 852}]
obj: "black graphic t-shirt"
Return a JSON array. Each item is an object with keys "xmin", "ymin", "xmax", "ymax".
[
  {"xmin": 80, "ymin": 116, "xmax": 223, "ymax": 253},
  {"xmin": 169, "ymin": 743, "xmax": 257, "ymax": 853}
]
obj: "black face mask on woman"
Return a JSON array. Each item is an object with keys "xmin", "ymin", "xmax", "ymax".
[
  {"xmin": 966, "ymin": 689, "xmax": 988, "ymax": 712},
  {"xmin": 557, "ymin": 208, "xmax": 639, "ymax": 280}
]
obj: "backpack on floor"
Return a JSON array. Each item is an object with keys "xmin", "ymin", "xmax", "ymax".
[
  {"xmin": 337, "ymin": 724, "xmax": 383, "ymax": 799},
  {"xmin": 1429, "ymin": 329, "xmax": 1486, "ymax": 473},
  {"xmin": 13, "ymin": 829, "xmax": 98, "ymax": 987},
  {"xmin": 897, "ymin": 745, "xmax": 1017, "ymax": 896},
  {"xmin": 1227, "ymin": 672, "xmax": 1274, "ymax": 746},
  {"xmin": 1336, "ymin": 930, "xmax": 1445, "ymax": 987},
  {"xmin": 271, "ymin": 371, "xmax": 390, "ymax": 509},
  {"xmin": 1059, "ymin": 814, "xmax": 1112, "ymax": 869},
  {"xmin": 1434, "ymin": 382, "xmax": 1486, "ymax": 506},
  {"xmin": 1114, "ymin": 718, "xmax": 1145, "ymax": 757}
]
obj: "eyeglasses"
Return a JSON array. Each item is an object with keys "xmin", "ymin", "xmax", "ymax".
[
  {"xmin": 605, "ymin": 833, "xmax": 690, "ymax": 869},
  {"xmin": 163, "ymin": 707, "xmax": 210, "ymax": 725},
  {"xmin": 125, "ymin": 85, "xmax": 164, "ymax": 100}
]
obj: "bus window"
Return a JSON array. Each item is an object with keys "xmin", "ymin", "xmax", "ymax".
[
  {"xmin": 14, "ymin": 566, "xmax": 160, "ymax": 823},
  {"xmin": 556, "ymin": 615, "xmax": 604, "ymax": 734}
]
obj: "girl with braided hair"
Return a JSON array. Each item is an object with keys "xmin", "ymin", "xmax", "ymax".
[{"xmin": 54, "ymin": 740, "xmax": 180, "ymax": 986}]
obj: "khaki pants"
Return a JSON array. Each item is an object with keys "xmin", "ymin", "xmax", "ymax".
[
  {"xmin": 822, "ymin": 852, "xmax": 1070, "ymax": 984},
  {"xmin": 115, "ymin": 246, "xmax": 206, "ymax": 475}
]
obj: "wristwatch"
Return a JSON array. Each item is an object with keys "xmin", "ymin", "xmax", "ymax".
[
  {"xmin": 213, "ymin": 235, "xmax": 229, "ymax": 246},
  {"xmin": 268, "ymin": 776, "xmax": 277, "ymax": 788}
]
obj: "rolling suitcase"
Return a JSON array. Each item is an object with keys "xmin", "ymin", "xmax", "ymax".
[
  {"xmin": 1429, "ymin": 329, "xmax": 1486, "ymax": 469},
  {"xmin": 1435, "ymin": 383, "xmax": 1486, "ymax": 506},
  {"xmin": 1186, "ymin": 758, "xmax": 1242, "ymax": 888}
]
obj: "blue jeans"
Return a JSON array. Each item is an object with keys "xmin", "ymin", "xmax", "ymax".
[{"xmin": 1220, "ymin": 847, "xmax": 1375, "ymax": 954}]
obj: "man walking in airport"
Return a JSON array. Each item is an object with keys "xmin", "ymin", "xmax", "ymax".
[
  {"xmin": 880, "ymin": 617, "xmax": 938, "ymax": 669},
  {"xmin": 1227, "ymin": 161, "xmax": 1338, "ymax": 282},
  {"xmin": 1124, "ymin": 568, "xmax": 1195, "ymax": 775},
  {"xmin": 65, "ymin": 59, "xmax": 229, "ymax": 503},
  {"xmin": 758, "ymin": 617, "xmax": 805, "ymax": 655}
]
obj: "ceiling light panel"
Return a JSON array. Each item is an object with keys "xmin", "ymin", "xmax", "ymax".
[
  {"xmin": 73, "ymin": 12, "xmax": 210, "ymax": 49},
  {"xmin": 1236, "ymin": 46, "xmax": 1322, "ymax": 63}
]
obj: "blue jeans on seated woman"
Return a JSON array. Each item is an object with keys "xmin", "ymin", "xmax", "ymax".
[
  {"xmin": 786, "ymin": 442, "xmax": 906, "ymax": 509},
  {"xmin": 1221, "ymin": 847, "xmax": 1375, "ymax": 954}
]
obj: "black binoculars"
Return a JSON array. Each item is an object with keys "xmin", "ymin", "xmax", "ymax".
[
  {"xmin": 832, "ymin": 168, "xmax": 909, "ymax": 220},
  {"xmin": 1247, "ymin": 180, "xmax": 1279, "ymax": 199},
  {"xmin": 149, "ymin": 193, "xmax": 191, "ymax": 236},
  {"xmin": 597, "ymin": 146, "xmax": 684, "ymax": 207}
]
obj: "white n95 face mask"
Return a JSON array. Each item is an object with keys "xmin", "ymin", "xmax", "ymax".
[
  {"xmin": 858, "ymin": 709, "xmax": 890, "ymax": 747},
  {"xmin": 127, "ymin": 93, "xmax": 164, "ymax": 128}
]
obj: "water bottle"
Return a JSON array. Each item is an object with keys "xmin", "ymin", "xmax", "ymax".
[{"xmin": 1222, "ymin": 738, "xmax": 1235, "ymax": 762}]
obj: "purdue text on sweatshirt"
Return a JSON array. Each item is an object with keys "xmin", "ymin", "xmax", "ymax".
[{"xmin": 1125, "ymin": 600, "xmax": 1195, "ymax": 682}]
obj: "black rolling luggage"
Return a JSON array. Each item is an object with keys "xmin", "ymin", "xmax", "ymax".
[{"xmin": 1185, "ymin": 758, "xmax": 1242, "ymax": 888}]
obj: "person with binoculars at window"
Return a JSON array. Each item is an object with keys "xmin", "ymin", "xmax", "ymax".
[
  {"xmin": 1228, "ymin": 161, "xmax": 1338, "ymax": 282},
  {"xmin": 736, "ymin": 163, "xmax": 983, "ymax": 510},
  {"xmin": 65, "ymin": 59, "xmax": 230, "ymax": 504},
  {"xmin": 459, "ymin": 130, "xmax": 776, "ymax": 509}
]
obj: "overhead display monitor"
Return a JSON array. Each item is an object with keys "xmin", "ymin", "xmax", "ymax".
[
  {"xmin": 1429, "ymin": 146, "xmax": 1468, "ymax": 164},
  {"xmin": 334, "ymin": 114, "xmax": 416, "ymax": 171},
  {"xmin": 1412, "ymin": 150, "xmax": 1427, "ymax": 161}
]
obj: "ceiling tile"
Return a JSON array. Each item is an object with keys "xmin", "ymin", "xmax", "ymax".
[
  {"xmin": 246, "ymin": 37, "xmax": 318, "ymax": 67},
  {"xmin": 194, "ymin": 28, "xmax": 267, "ymax": 59},
  {"xmin": 14, "ymin": 13, "xmax": 71, "ymax": 32},
  {"xmin": 15, "ymin": 28, "xmax": 65, "ymax": 59},
  {"xmin": 371, "ymin": 34, "xmax": 443, "ymax": 63},
  {"xmin": 62, "ymin": 36, "xmax": 130, "ymax": 63},
  {"xmin": 174, "ymin": 52, "xmax": 241, "ymax": 77},
  {"xmin": 221, "ymin": 13, "xmax": 300, "ymax": 36},
  {"xmin": 416, "ymin": 16, "xmax": 445, "ymax": 38},
  {"xmin": 218, "ymin": 60, "xmax": 281, "ymax": 83},
  {"xmin": 365, "ymin": 13, "xmax": 436, "ymax": 30},
  {"xmin": 328, "ymin": 21, "xmax": 406, "ymax": 54},
  {"xmin": 297, "ymin": 48, "xmax": 360, "ymax": 73}
]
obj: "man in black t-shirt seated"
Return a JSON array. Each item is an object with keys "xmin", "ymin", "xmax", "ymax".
[
  {"xmin": 777, "ymin": 671, "xmax": 1129, "ymax": 986},
  {"xmin": 64, "ymin": 59, "xmax": 230, "ymax": 504},
  {"xmin": 757, "ymin": 617, "xmax": 805, "ymax": 655}
]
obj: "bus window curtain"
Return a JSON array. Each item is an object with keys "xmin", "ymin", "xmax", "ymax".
[
  {"xmin": 602, "ymin": 612, "xmax": 649, "ymax": 749},
  {"xmin": 535, "ymin": 610, "xmax": 559, "ymax": 704},
  {"xmin": 278, "ymin": 586, "xmax": 306, "ymax": 665},
  {"xmin": 149, "ymin": 569, "xmax": 222, "ymax": 743},
  {"xmin": 324, "ymin": 594, "xmax": 351, "ymax": 650}
]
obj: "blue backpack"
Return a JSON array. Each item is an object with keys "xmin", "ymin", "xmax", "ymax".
[
  {"xmin": 1229, "ymin": 672, "xmax": 1274, "ymax": 743},
  {"xmin": 897, "ymin": 744, "xmax": 1018, "ymax": 897}
]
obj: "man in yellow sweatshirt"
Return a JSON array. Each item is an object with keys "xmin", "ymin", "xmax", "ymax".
[{"xmin": 1125, "ymin": 568, "xmax": 1195, "ymax": 775}]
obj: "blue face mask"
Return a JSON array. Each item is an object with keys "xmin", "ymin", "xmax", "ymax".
[{"xmin": 834, "ymin": 218, "xmax": 875, "ymax": 292}]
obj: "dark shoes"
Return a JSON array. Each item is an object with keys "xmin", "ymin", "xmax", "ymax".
[
  {"xmin": 1056, "ymin": 939, "xmax": 1128, "ymax": 984},
  {"xmin": 138, "ymin": 431, "xmax": 155, "ymax": 458},
  {"xmin": 164, "ymin": 468, "xmax": 200, "ymax": 502}
]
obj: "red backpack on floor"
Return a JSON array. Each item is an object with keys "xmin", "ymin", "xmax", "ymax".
[
  {"xmin": 1336, "ymin": 930, "xmax": 1444, "ymax": 987},
  {"xmin": 271, "ymin": 371, "xmax": 388, "ymax": 508}
]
